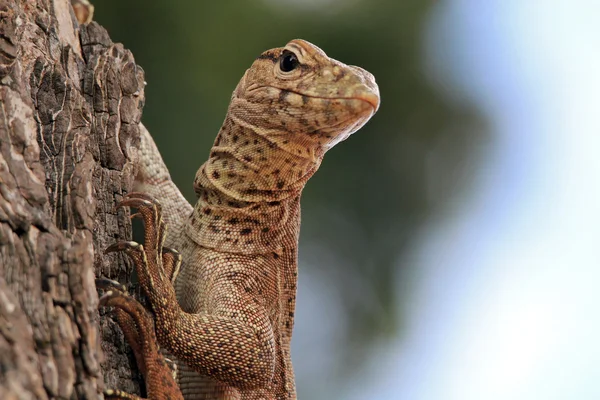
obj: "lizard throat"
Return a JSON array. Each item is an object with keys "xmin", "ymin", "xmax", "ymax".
[
  {"xmin": 184, "ymin": 116, "xmax": 315, "ymax": 255},
  {"xmin": 185, "ymin": 174, "xmax": 302, "ymax": 255},
  {"xmin": 198, "ymin": 113, "xmax": 322, "ymax": 203}
]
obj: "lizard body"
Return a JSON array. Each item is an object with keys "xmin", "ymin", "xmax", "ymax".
[{"xmin": 103, "ymin": 39, "xmax": 379, "ymax": 399}]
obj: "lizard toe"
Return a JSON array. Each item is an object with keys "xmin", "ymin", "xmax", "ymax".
[
  {"xmin": 95, "ymin": 277, "xmax": 127, "ymax": 293},
  {"xmin": 104, "ymin": 241, "xmax": 143, "ymax": 254},
  {"xmin": 161, "ymin": 247, "xmax": 182, "ymax": 284},
  {"xmin": 124, "ymin": 191, "xmax": 163, "ymax": 205}
]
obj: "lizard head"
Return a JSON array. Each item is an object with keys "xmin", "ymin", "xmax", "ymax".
[
  {"xmin": 198, "ymin": 40, "xmax": 380, "ymax": 204},
  {"xmin": 230, "ymin": 39, "xmax": 380, "ymax": 159}
]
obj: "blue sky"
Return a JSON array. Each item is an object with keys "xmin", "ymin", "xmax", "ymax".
[{"xmin": 339, "ymin": 1, "xmax": 600, "ymax": 398}]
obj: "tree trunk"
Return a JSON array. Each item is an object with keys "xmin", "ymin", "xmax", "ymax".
[{"xmin": 0, "ymin": 0, "xmax": 145, "ymax": 398}]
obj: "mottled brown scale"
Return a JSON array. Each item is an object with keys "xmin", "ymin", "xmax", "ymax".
[
  {"xmin": 105, "ymin": 39, "xmax": 379, "ymax": 399},
  {"xmin": 97, "ymin": 278, "xmax": 183, "ymax": 400}
]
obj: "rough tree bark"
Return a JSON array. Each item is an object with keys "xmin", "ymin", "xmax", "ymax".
[{"xmin": 0, "ymin": 0, "xmax": 146, "ymax": 398}]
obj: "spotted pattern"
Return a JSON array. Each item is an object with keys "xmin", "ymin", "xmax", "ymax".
[{"xmin": 110, "ymin": 39, "xmax": 379, "ymax": 400}]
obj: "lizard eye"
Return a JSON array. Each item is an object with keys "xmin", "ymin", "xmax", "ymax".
[{"xmin": 279, "ymin": 50, "xmax": 300, "ymax": 72}]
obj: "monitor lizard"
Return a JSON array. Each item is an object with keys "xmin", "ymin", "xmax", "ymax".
[{"xmin": 99, "ymin": 39, "xmax": 380, "ymax": 400}]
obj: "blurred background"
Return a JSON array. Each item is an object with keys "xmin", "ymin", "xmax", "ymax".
[{"xmin": 95, "ymin": 1, "xmax": 600, "ymax": 399}]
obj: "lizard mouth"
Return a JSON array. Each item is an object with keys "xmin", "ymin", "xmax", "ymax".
[
  {"xmin": 247, "ymin": 85, "xmax": 380, "ymax": 112},
  {"xmin": 285, "ymin": 89, "xmax": 380, "ymax": 112}
]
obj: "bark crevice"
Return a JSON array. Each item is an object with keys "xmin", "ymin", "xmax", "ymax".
[{"xmin": 0, "ymin": 1, "xmax": 146, "ymax": 398}]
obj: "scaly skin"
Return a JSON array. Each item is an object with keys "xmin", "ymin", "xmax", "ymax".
[
  {"xmin": 97, "ymin": 277, "xmax": 182, "ymax": 400},
  {"xmin": 103, "ymin": 39, "xmax": 379, "ymax": 399}
]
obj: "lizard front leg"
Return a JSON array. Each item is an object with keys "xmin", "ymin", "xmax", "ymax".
[
  {"xmin": 97, "ymin": 278, "xmax": 183, "ymax": 400},
  {"xmin": 110, "ymin": 193, "xmax": 277, "ymax": 391}
]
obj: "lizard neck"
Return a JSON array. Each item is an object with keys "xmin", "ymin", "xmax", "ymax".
[{"xmin": 184, "ymin": 113, "xmax": 320, "ymax": 255}]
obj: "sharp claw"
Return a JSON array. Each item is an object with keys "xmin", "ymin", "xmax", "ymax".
[
  {"xmin": 96, "ymin": 277, "xmax": 127, "ymax": 292},
  {"xmin": 162, "ymin": 247, "xmax": 180, "ymax": 256},
  {"xmin": 116, "ymin": 197, "xmax": 153, "ymax": 211},
  {"xmin": 104, "ymin": 241, "xmax": 142, "ymax": 254},
  {"xmin": 122, "ymin": 193, "xmax": 163, "ymax": 217},
  {"xmin": 104, "ymin": 389, "xmax": 128, "ymax": 398},
  {"xmin": 124, "ymin": 192, "xmax": 161, "ymax": 204},
  {"xmin": 130, "ymin": 212, "xmax": 142, "ymax": 220},
  {"xmin": 98, "ymin": 290, "xmax": 121, "ymax": 306}
]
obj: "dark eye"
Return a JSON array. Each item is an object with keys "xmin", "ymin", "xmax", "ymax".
[{"xmin": 279, "ymin": 50, "xmax": 300, "ymax": 72}]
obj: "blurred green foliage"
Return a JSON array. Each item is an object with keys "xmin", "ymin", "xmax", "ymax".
[{"xmin": 95, "ymin": 0, "xmax": 483, "ymax": 395}]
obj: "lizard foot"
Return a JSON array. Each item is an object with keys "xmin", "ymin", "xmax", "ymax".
[
  {"xmin": 113, "ymin": 193, "xmax": 181, "ymax": 287},
  {"xmin": 97, "ymin": 278, "xmax": 183, "ymax": 400},
  {"xmin": 97, "ymin": 278, "xmax": 147, "ymax": 377}
]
